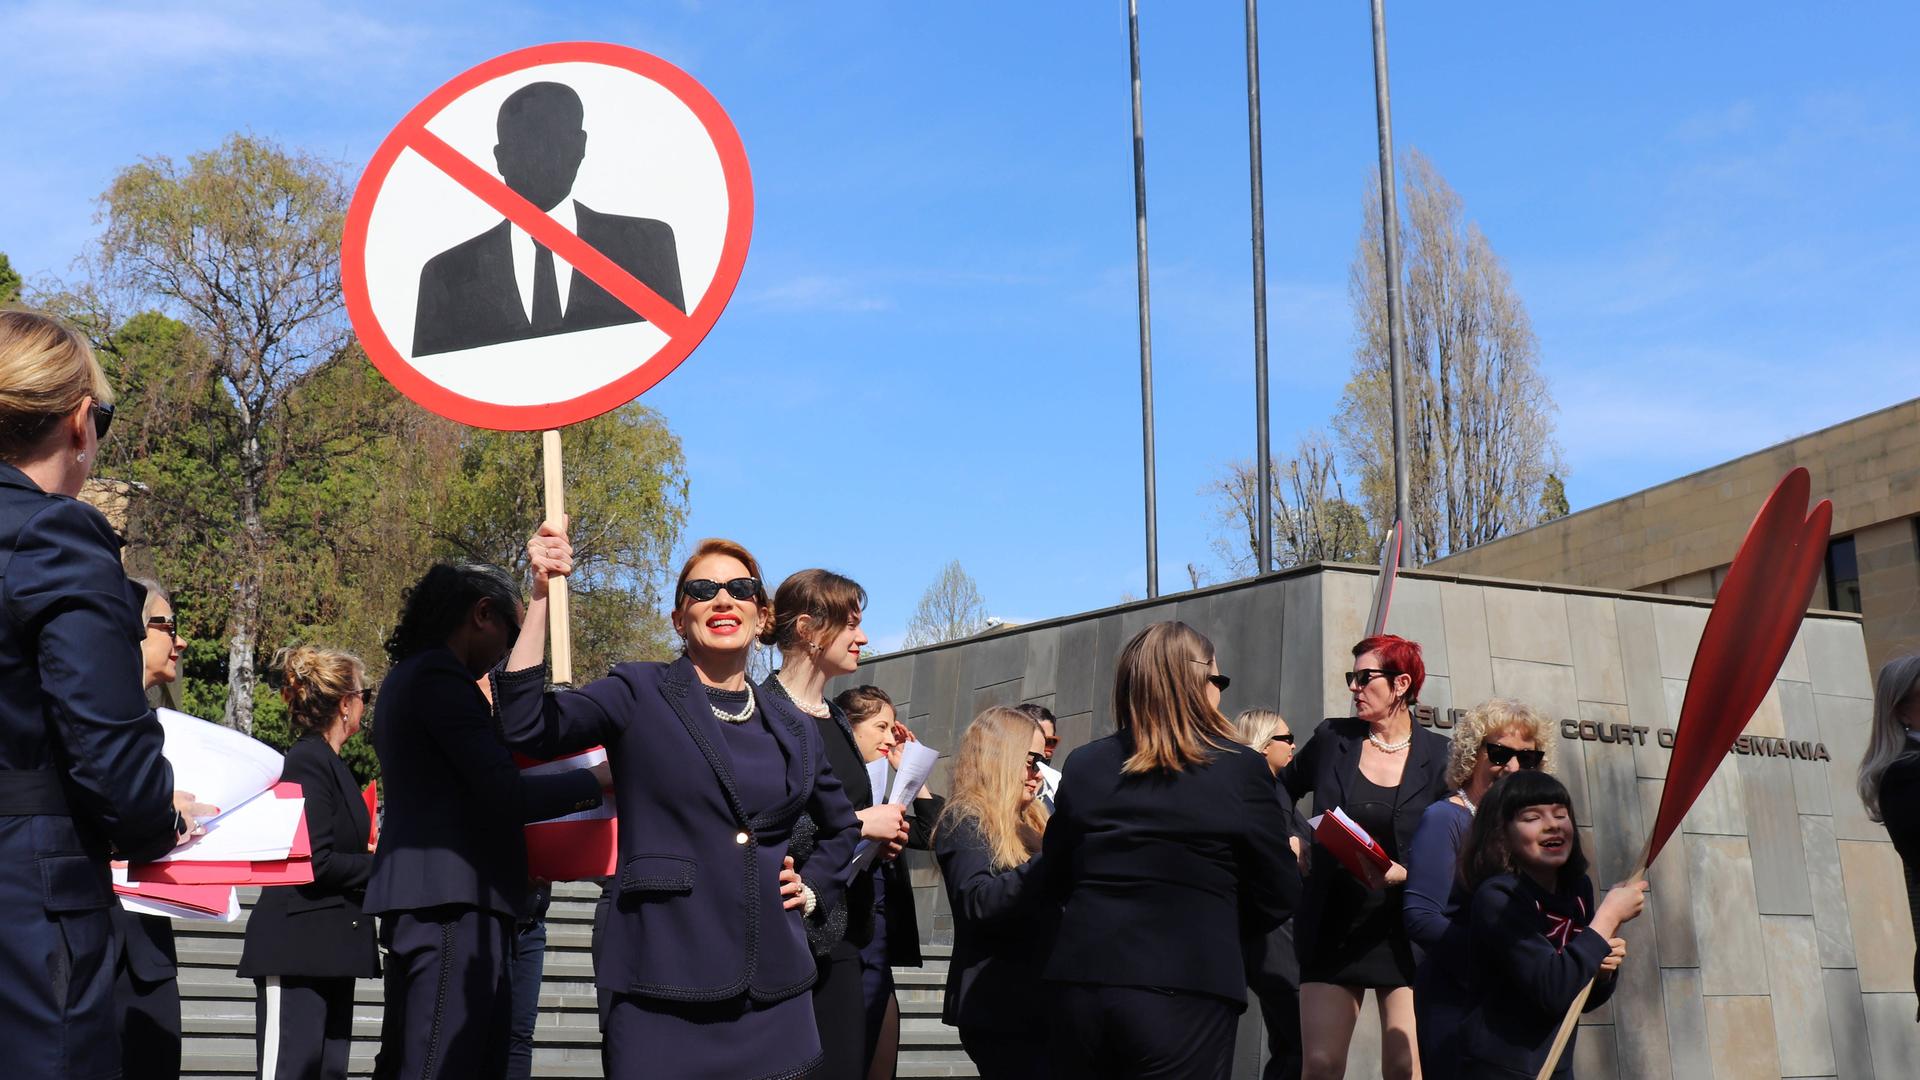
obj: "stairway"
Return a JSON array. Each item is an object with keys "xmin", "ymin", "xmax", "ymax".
[{"xmin": 176, "ymin": 882, "xmax": 977, "ymax": 1078}]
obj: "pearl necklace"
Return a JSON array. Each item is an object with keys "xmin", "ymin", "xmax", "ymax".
[
  {"xmin": 1367, "ymin": 729, "xmax": 1413, "ymax": 753},
  {"xmin": 1454, "ymin": 788, "xmax": 1478, "ymax": 815},
  {"xmin": 773, "ymin": 676, "xmax": 830, "ymax": 718},
  {"xmin": 708, "ymin": 684, "xmax": 757, "ymax": 724}
]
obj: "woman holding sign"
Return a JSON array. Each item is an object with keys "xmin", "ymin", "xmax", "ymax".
[
  {"xmin": 498, "ymin": 530, "xmax": 862, "ymax": 1080},
  {"xmin": 759, "ymin": 569, "xmax": 914, "ymax": 1080},
  {"xmin": 1039, "ymin": 621, "xmax": 1299, "ymax": 1079},
  {"xmin": 1280, "ymin": 634, "xmax": 1449, "ymax": 1080}
]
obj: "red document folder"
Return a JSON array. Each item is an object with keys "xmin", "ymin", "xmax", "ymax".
[
  {"xmin": 518, "ymin": 748, "xmax": 618, "ymax": 882},
  {"xmin": 1313, "ymin": 806, "xmax": 1391, "ymax": 883},
  {"xmin": 126, "ymin": 781, "xmax": 314, "ymax": 886}
]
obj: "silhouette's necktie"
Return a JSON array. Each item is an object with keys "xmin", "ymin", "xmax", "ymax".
[{"xmin": 531, "ymin": 242, "xmax": 562, "ymax": 333}]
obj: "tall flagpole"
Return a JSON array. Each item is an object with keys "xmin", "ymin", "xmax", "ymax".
[
  {"xmin": 1127, "ymin": 0, "xmax": 1160, "ymax": 597},
  {"xmin": 1245, "ymin": 0, "xmax": 1272, "ymax": 575},
  {"xmin": 1369, "ymin": 0, "xmax": 1413, "ymax": 535}
]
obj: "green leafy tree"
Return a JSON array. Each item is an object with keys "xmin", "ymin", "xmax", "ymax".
[
  {"xmin": 0, "ymin": 253, "xmax": 21, "ymax": 304},
  {"xmin": 1540, "ymin": 473, "xmax": 1571, "ymax": 521},
  {"xmin": 97, "ymin": 134, "xmax": 351, "ymax": 733}
]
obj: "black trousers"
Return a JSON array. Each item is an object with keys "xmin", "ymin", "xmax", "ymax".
[
  {"xmin": 115, "ymin": 967, "xmax": 181, "ymax": 1080},
  {"xmin": 811, "ymin": 945, "xmax": 870, "ymax": 1080},
  {"xmin": 959, "ymin": 1027, "xmax": 1051, "ymax": 1079},
  {"xmin": 1250, "ymin": 977, "xmax": 1302, "ymax": 1080},
  {"xmin": 1052, "ymin": 984, "xmax": 1240, "ymax": 1080},
  {"xmin": 373, "ymin": 905, "xmax": 514, "ymax": 1080},
  {"xmin": 255, "ymin": 976, "xmax": 354, "ymax": 1080}
]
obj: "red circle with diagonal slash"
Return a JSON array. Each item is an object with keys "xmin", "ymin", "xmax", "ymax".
[{"xmin": 341, "ymin": 42, "xmax": 752, "ymax": 430}]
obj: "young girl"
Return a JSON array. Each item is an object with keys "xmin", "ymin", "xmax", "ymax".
[{"xmin": 1452, "ymin": 771, "xmax": 1647, "ymax": 1078}]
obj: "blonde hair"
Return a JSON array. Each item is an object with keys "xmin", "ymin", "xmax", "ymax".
[
  {"xmin": 272, "ymin": 645, "xmax": 365, "ymax": 737},
  {"xmin": 1859, "ymin": 653, "xmax": 1920, "ymax": 822},
  {"xmin": 1114, "ymin": 621, "xmax": 1237, "ymax": 774},
  {"xmin": 935, "ymin": 705, "xmax": 1048, "ymax": 870},
  {"xmin": 1445, "ymin": 698, "xmax": 1558, "ymax": 789},
  {"xmin": 0, "ymin": 310, "xmax": 114, "ymax": 461},
  {"xmin": 1234, "ymin": 708, "xmax": 1287, "ymax": 750}
]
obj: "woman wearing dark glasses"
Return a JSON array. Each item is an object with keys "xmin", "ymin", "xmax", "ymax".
[
  {"xmin": 1280, "ymin": 634, "xmax": 1449, "ymax": 1080},
  {"xmin": 1040, "ymin": 621, "xmax": 1300, "ymax": 1079},
  {"xmin": 241, "ymin": 645, "xmax": 380, "ymax": 1079},
  {"xmin": 931, "ymin": 706, "xmax": 1054, "ymax": 1078},
  {"xmin": 1235, "ymin": 708, "xmax": 1310, "ymax": 1080},
  {"xmin": 496, "ymin": 531, "xmax": 861, "ymax": 1080},
  {"xmin": 0, "ymin": 312, "xmax": 195, "ymax": 1079},
  {"xmin": 1402, "ymin": 699, "xmax": 1555, "ymax": 1079}
]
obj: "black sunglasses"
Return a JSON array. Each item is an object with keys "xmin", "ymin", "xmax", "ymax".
[
  {"xmin": 1268, "ymin": 732, "xmax": 1295, "ymax": 746},
  {"xmin": 1024, "ymin": 751, "xmax": 1046, "ymax": 773},
  {"xmin": 354, "ymin": 687, "xmax": 377, "ymax": 707},
  {"xmin": 91, "ymin": 401, "xmax": 115, "ymax": 440},
  {"xmin": 683, "ymin": 577, "xmax": 761, "ymax": 603},
  {"xmin": 1344, "ymin": 668, "xmax": 1396, "ymax": 690},
  {"xmin": 1187, "ymin": 659, "xmax": 1230, "ymax": 692},
  {"xmin": 1484, "ymin": 743, "xmax": 1546, "ymax": 770},
  {"xmin": 145, "ymin": 615, "xmax": 178, "ymax": 642}
]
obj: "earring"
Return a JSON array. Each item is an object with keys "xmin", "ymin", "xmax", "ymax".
[{"xmin": 75, "ymin": 452, "xmax": 87, "ymax": 464}]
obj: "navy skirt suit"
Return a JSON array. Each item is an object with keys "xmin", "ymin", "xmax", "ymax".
[
  {"xmin": 1453, "ymin": 873, "xmax": 1615, "ymax": 1078},
  {"xmin": 498, "ymin": 654, "xmax": 861, "ymax": 1080},
  {"xmin": 0, "ymin": 463, "xmax": 178, "ymax": 1079}
]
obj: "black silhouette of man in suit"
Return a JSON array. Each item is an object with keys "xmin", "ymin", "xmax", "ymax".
[{"xmin": 413, "ymin": 81, "xmax": 685, "ymax": 357}]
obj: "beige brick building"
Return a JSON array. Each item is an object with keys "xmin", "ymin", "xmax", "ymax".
[{"xmin": 1431, "ymin": 397, "xmax": 1920, "ymax": 670}]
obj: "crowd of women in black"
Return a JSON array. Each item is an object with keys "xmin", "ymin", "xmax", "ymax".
[{"xmin": 5, "ymin": 305, "xmax": 1920, "ymax": 1080}]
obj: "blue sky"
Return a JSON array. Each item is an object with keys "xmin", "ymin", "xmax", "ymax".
[{"xmin": 4, "ymin": 2, "xmax": 1916, "ymax": 651}]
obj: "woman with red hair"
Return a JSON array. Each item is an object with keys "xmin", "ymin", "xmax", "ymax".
[{"xmin": 1281, "ymin": 634, "xmax": 1450, "ymax": 1080}]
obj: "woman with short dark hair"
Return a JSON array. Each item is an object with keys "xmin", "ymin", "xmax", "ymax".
[
  {"xmin": 1449, "ymin": 771, "xmax": 1646, "ymax": 1078},
  {"xmin": 1040, "ymin": 620, "xmax": 1300, "ymax": 1079},
  {"xmin": 365, "ymin": 562, "xmax": 607, "ymax": 1078},
  {"xmin": 240, "ymin": 645, "xmax": 380, "ymax": 1079}
]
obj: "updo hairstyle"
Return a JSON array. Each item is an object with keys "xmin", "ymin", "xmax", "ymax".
[
  {"xmin": 0, "ymin": 310, "xmax": 114, "ymax": 462},
  {"xmin": 272, "ymin": 645, "xmax": 365, "ymax": 736},
  {"xmin": 762, "ymin": 568, "xmax": 866, "ymax": 652}
]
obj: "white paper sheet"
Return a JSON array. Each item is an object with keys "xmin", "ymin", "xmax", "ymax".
[
  {"xmin": 116, "ymin": 888, "xmax": 242, "ymax": 922},
  {"xmin": 158, "ymin": 796, "xmax": 304, "ymax": 862},
  {"xmin": 157, "ymin": 707, "xmax": 283, "ymax": 823},
  {"xmin": 886, "ymin": 741, "xmax": 939, "ymax": 806},
  {"xmin": 521, "ymin": 747, "xmax": 615, "ymax": 824},
  {"xmin": 865, "ymin": 757, "xmax": 890, "ymax": 802}
]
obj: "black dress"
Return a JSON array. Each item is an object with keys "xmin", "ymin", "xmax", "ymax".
[{"xmin": 1301, "ymin": 772, "xmax": 1418, "ymax": 987}]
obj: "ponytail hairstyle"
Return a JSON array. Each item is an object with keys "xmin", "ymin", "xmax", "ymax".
[
  {"xmin": 0, "ymin": 310, "xmax": 114, "ymax": 463},
  {"xmin": 834, "ymin": 684, "xmax": 894, "ymax": 726},
  {"xmin": 1458, "ymin": 770, "xmax": 1589, "ymax": 894},
  {"xmin": 1858, "ymin": 652, "xmax": 1920, "ymax": 822},
  {"xmin": 762, "ymin": 568, "xmax": 866, "ymax": 654},
  {"xmin": 934, "ymin": 705, "xmax": 1048, "ymax": 870},
  {"xmin": 271, "ymin": 645, "xmax": 365, "ymax": 736},
  {"xmin": 1112, "ymin": 620, "xmax": 1237, "ymax": 774},
  {"xmin": 384, "ymin": 563, "xmax": 520, "ymax": 663}
]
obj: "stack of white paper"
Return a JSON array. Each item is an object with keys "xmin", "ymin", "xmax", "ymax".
[
  {"xmin": 159, "ymin": 797, "xmax": 306, "ymax": 863},
  {"xmin": 157, "ymin": 707, "xmax": 283, "ymax": 823}
]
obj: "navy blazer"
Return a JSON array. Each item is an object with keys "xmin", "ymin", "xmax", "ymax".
[
  {"xmin": 934, "ymin": 816, "xmax": 1052, "ymax": 1034},
  {"xmin": 498, "ymin": 654, "xmax": 860, "ymax": 1004},
  {"xmin": 1455, "ymin": 873, "xmax": 1614, "ymax": 1078},
  {"xmin": 1279, "ymin": 717, "xmax": 1450, "ymax": 950},
  {"xmin": 364, "ymin": 646, "xmax": 602, "ymax": 919},
  {"xmin": 1039, "ymin": 735, "xmax": 1300, "ymax": 1004},
  {"xmin": 0, "ymin": 463, "xmax": 176, "ymax": 1078},
  {"xmin": 241, "ymin": 734, "xmax": 380, "ymax": 978}
]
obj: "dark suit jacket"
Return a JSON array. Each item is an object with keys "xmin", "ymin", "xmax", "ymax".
[
  {"xmin": 412, "ymin": 201, "xmax": 685, "ymax": 356},
  {"xmin": 934, "ymin": 816, "xmax": 1053, "ymax": 1034},
  {"xmin": 363, "ymin": 647, "xmax": 602, "ymax": 919},
  {"xmin": 1455, "ymin": 873, "xmax": 1614, "ymax": 1079},
  {"xmin": 1278, "ymin": 717, "xmax": 1450, "ymax": 951},
  {"xmin": 0, "ymin": 463, "xmax": 176, "ymax": 1077},
  {"xmin": 240, "ymin": 734, "xmax": 380, "ymax": 978},
  {"xmin": 1879, "ymin": 748, "xmax": 1920, "ymax": 1011},
  {"xmin": 497, "ymin": 655, "xmax": 860, "ymax": 1004},
  {"xmin": 1038, "ymin": 735, "xmax": 1301, "ymax": 1004},
  {"xmin": 111, "ymin": 909, "xmax": 176, "ymax": 985},
  {"xmin": 1244, "ymin": 779, "xmax": 1310, "ymax": 992}
]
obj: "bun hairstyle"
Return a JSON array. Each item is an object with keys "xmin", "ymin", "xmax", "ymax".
[
  {"xmin": 762, "ymin": 568, "xmax": 866, "ymax": 651},
  {"xmin": 384, "ymin": 562, "xmax": 520, "ymax": 663},
  {"xmin": 0, "ymin": 310, "xmax": 115, "ymax": 462},
  {"xmin": 1458, "ymin": 770, "xmax": 1589, "ymax": 894},
  {"xmin": 671, "ymin": 538, "xmax": 770, "ymax": 638},
  {"xmin": 834, "ymin": 685, "xmax": 894, "ymax": 726},
  {"xmin": 271, "ymin": 645, "xmax": 365, "ymax": 736}
]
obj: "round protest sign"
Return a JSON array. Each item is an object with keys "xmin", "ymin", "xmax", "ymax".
[{"xmin": 342, "ymin": 42, "xmax": 752, "ymax": 430}]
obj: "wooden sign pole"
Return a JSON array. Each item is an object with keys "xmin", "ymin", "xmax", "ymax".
[{"xmin": 541, "ymin": 429, "xmax": 573, "ymax": 685}]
